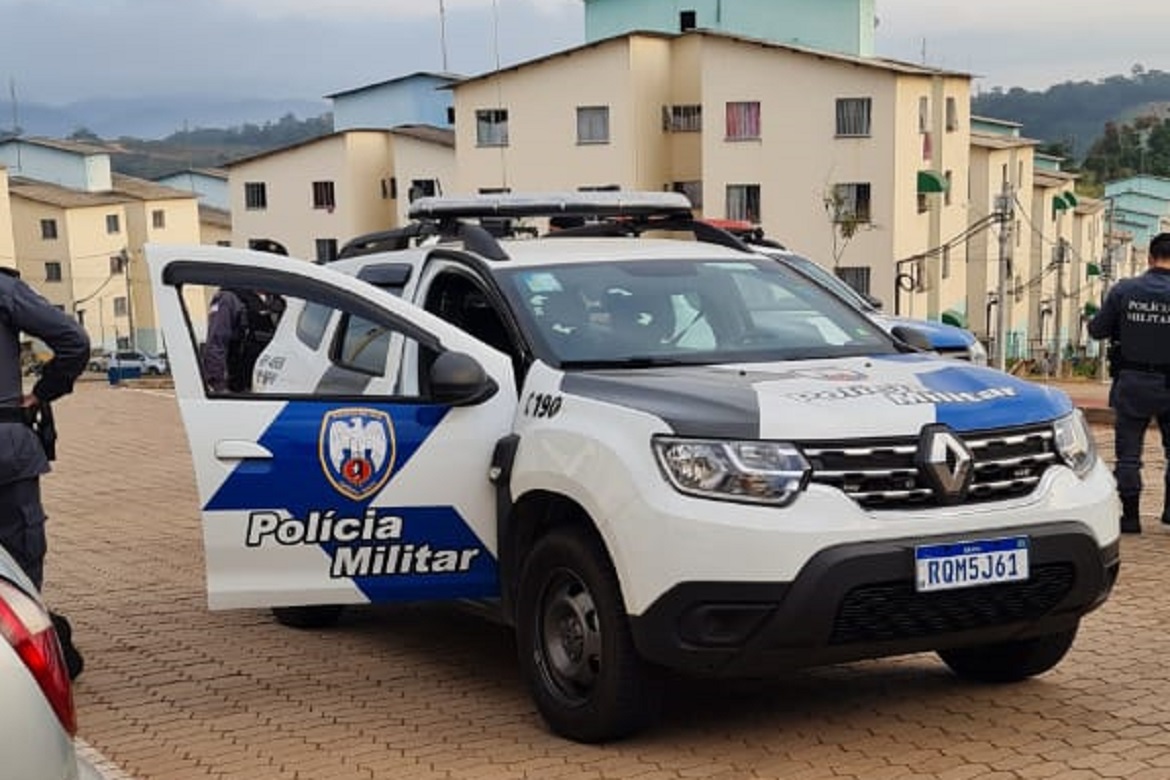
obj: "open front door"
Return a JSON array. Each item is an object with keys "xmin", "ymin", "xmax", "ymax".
[{"xmin": 147, "ymin": 245, "xmax": 516, "ymax": 609}]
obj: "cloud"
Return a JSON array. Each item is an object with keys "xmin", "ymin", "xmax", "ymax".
[{"xmin": 214, "ymin": 0, "xmax": 576, "ymax": 21}]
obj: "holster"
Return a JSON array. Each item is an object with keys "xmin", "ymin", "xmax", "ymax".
[
  {"xmin": 0, "ymin": 404, "xmax": 58, "ymax": 460},
  {"xmin": 30, "ymin": 403, "xmax": 57, "ymax": 461}
]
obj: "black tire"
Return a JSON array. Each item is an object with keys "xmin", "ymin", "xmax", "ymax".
[
  {"xmin": 938, "ymin": 624, "xmax": 1078, "ymax": 683},
  {"xmin": 270, "ymin": 604, "xmax": 345, "ymax": 629},
  {"xmin": 516, "ymin": 525, "xmax": 659, "ymax": 743}
]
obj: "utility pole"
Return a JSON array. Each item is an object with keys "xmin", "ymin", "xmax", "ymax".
[
  {"xmin": 994, "ymin": 182, "xmax": 1014, "ymax": 371},
  {"xmin": 122, "ymin": 248, "xmax": 135, "ymax": 351},
  {"xmin": 1051, "ymin": 238, "xmax": 1066, "ymax": 379},
  {"xmin": 438, "ymin": 0, "xmax": 449, "ymax": 72}
]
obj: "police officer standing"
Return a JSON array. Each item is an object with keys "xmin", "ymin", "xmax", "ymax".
[
  {"xmin": 1088, "ymin": 232, "xmax": 1170, "ymax": 534},
  {"xmin": 0, "ymin": 267, "xmax": 89, "ymax": 670}
]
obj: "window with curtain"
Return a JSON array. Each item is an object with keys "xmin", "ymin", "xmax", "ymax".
[
  {"xmin": 725, "ymin": 101, "xmax": 761, "ymax": 140},
  {"xmin": 476, "ymin": 109, "xmax": 509, "ymax": 147},
  {"xmin": 835, "ymin": 98, "xmax": 871, "ymax": 137},
  {"xmin": 726, "ymin": 184, "xmax": 761, "ymax": 223},
  {"xmin": 576, "ymin": 106, "xmax": 610, "ymax": 144}
]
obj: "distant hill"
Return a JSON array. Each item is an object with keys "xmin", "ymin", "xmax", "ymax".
[
  {"xmin": 0, "ymin": 94, "xmax": 330, "ymax": 140},
  {"xmin": 972, "ymin": 68, "xmax": 1170, "ymax": 162},
  {"xmin": 53, "ymin": 113, "xmax": 335, "ymax": 180}
]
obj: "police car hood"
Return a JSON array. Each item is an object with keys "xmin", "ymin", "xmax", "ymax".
[{"xmin": 561, "ymin": 353, "xmax": 1072, "ymax": 440}]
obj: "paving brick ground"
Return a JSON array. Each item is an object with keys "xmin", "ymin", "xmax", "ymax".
[{"xmin": 36, "ymin": 380, "xmax": 1170, "ymax": 780}]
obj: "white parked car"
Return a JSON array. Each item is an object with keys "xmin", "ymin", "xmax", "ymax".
[
  {"xmin": 109, "ymin": 349, "xmax": 168, "ymax": 375},
  {"xmin": 147, "ymin": 192, "xmax": 1119, "ymax": 743},
  {"xmin": 0, "ymin": 547, "xmax": 99, "ymax": 780}
]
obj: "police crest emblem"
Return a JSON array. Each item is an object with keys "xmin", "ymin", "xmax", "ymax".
[{"xmin": 318, "ymin": 408, "xmax": 397, "ymax": 501}]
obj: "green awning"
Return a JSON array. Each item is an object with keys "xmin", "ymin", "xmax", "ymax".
[
  {"xmin": 1052, "ymin": 192, "xmax": 1078, "ymax": 216},
  {"xmin": 917, "ymin": 170, "xmax": 948, "ymax": 194},
  {"xmin": 1086, "ymin": 262, "xmax": 1101, "ymax": 278},
  {"xmin": 941, "ymin": 309, "xmax": 968, "ymax": 328}
]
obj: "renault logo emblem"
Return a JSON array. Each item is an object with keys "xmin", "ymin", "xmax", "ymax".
[{"xmin": 916, "ymin": 424, "xmax": 973, "ymax": 504}]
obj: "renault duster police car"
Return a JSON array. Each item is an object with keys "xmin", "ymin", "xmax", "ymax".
[{"xmin": 148, "ymin": 192, "xmax": 1119, "ymax": 743}]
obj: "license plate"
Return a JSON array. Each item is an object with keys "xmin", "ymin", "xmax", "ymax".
[{"xmin": 915, "ymin": 536, "xmax": 1030, "ymax": 592}]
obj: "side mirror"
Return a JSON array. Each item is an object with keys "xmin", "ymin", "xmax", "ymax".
[
  {"xmin": 890, "ymin": 325, "xmax": 933, "ymax": 352},
  {"xmin": 863, "ymin": 293, "xmax": 884, "ymax": 310},
  {"xmin": 430, "ymin": 351, "xmax": 497, "ymax": 406}
]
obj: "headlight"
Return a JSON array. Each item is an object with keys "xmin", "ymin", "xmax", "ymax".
[
  {"xmin": 966, "ymin": 338, "xmax": 988, "ymax": 366},
  {"xmin": 1053, "ymin": 410, "xmax": 1097, "ymax": 478},
  {"xmin": 652, "ymin": 437, "xmax": 811, "ymax": 506}
]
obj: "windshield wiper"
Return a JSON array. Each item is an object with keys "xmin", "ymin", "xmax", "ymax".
[{"xmin": 559, "ymin": 356, "xmax": 702, "ymax": 370}]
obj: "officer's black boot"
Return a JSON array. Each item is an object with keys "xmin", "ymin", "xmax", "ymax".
[{"xmin": 1121, "ymin": 496, "xmax": 1142, "ymax": 534}]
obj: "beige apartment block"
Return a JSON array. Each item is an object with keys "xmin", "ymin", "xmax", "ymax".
[
  {"xmin": 7, "ymin": 174, "xmax": 203, "ymax": 353},
  {"xmin": 453, "ymin": 30, "xmax": 972, "ymax": 321},
  {"xmin": 199, "ymin": 205, "xmax": 232, "ymax": 247},
  {"xmin": 967, "ymin": 129, "xmax": 1037, "ymax": 350},
  {"xmin": 0, "ymin": 167, "xmax": 14, "ymax": 270},
  {"xmin": 227, "ymin": 126, "xmax": 454, "ymax": 262}
]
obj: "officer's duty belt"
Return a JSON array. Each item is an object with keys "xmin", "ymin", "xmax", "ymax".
[{"xmin": 0, "ymin": 406, "xmax": 28, "ymax": 424}]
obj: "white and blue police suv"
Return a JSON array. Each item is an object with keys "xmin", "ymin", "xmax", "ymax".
[{"xmin": 148, "ymin": 192, "xmax": 1119, "ymax": 743}]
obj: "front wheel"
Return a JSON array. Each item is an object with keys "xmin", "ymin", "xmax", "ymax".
[
  {"xmin": 270, "ymin": 604, "xmax": 345, "ymax": 629},
  {"xmin": 938, "ymin": 624, "xmax": 1078, "ymax": 683},
  {"xmin": 516, "ymin": 526, "xmax": 659, "ymax": 742}
]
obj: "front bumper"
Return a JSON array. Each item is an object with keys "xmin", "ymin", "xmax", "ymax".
[{"xmin": 630, "ymin": 521, "xmax": 1119, "ymax": 676}]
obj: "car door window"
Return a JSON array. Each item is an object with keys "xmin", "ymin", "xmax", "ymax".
[{"xmin": 174, "ymin": 281, "xmax": 436, "ymax": 398}]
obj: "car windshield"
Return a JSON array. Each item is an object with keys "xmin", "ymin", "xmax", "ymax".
[
  {"xmin": 498, "ymin": 257, "xmax": 896, "ymax": 367},
  {"xmin": 773, "ymin": 252, "xmax": 877, "ymax": 312}
]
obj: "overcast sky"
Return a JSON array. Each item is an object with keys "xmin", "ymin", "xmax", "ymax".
[{"xmin": 0, "ymin": 0, "xmax": 1164, "ymax": 106}]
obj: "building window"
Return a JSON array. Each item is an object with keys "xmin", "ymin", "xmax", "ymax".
[
  {"xmin": 831, "ymin": 183, "xmax": 872, "ymax": 223},
  {"xmin": 918, "ymin": 96, "xmax": 929, "ymax": 133},
  {"xmin": 315, "ymin": 238, "xmax": 338, "ymax": 264},
  {"xmin": 478, "ymin": 187, "xmax": 512, "ymax": 195},
  {"xmin": 113, "ymin": 296, "xmax": 128, "ymax": 316},
  {"xmin": 726, "ymin": 184, "xmax": 761, "ymax": 224},
  {"xmin": 44, "ymin": 262, "xmax": 62, "ymax": 282},
  {"xmin": 917, "ymin": 192, "xmax": 929, "ymax": 214},
  {"xmin": 312, "ymin": 181, "xmax": 336, "ymax": 210},
  {"xmin": 725, "ymin": 101, "xmax": 761, "ymax": 140},
  {"xmin": 216, "ymin": 240, "xmax": 231, "ymax": 247},
  {"xmin": 941, "ymin": 246, "xmax": 951, "ymax": 280},
  {"xmin": 577, "ymin": 106, "xmax": 610, "ymax": 144},
  {"xmin": 836, "ymin": 267, "xmax": 872, "ymax": 296},
  {"xmin": 664, "ymin": 104, "xmax": 702, "ymax": 133},
  {"xmin": 40, "ymin": 219, "xmax": 58, "ymax": 240},
  {"xmin": 835, "ymin": 98, "xmax": 872, "ymax": 137},
  {"xmin": 946, "ymin": 97, "xmax": 958, "ymax": 132},
  {"xmin": 672, "ymin": 181, "xmax": 703, "ymax": 209},
  {"xmin": 446, "ymin": 106, "xmax": 455, "ymax": 125},
  {"xmin": 409, "ymin": 179, "xmax": 438, "ymax": 202},
  {"xmin": 244, "ymin": 182, "xmax": 267, "ymax": 210},
  {"xmin": 152, "ymin": 209, "xmax": 166, "ymax": 229},
  {"xmin": 944, "ymin": 170, "xmax": 953, "ymax": 206},
  {"xmin": 110, "ymin": 254, "xmax": 126, "ymax": 274},
  {"xmin": 106, "ymin": 214, "xmax": 120, "ymax": 234},
  {"xmin": 381, "ymin": 177, "xmax": 397, "ymax": 200},
  {"xmin": 680, "ymin": 9, "xmax": 697, "ymax": 31},
  {"xmin": 476, "ymin": 109, "xmax": 509, "ymax": 147}
]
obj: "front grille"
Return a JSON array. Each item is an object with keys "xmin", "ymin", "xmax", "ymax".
[
  {"xmin": 801, "ymin": 424, "xmax": 1059, "ymax": 510},
  {"xmin": 829, "ymin": 563, "xmax": 1075, "ymax": 645}
]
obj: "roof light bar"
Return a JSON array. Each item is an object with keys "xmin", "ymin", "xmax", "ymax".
[{"xmin": 409, "ymin": 191, "xmax": 694, "ymax": 221}]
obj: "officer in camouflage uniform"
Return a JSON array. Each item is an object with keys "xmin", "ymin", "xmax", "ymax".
[{"xmin": 1089, "ymin": 232, "xmax": 1170, "ymax": 534}]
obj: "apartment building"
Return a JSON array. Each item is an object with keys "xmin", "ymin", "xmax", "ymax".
[
  {"xmin": 0, "ymin": 137, "xmax": 205, "ymax": 352},
  {"xmin": 452, "ymin": 29, "xmax": 971, "ymax": 323},
  {"xmin": 0, "ymin": 166, "xmax": 14, "ymax": 270},
  {"xmin": 155, "ymin": 168, "xmax": 230, "ymax": 210},
  {"xmin": 226, "ymin": 126, "xmax": 454, "ymax": 261}
]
